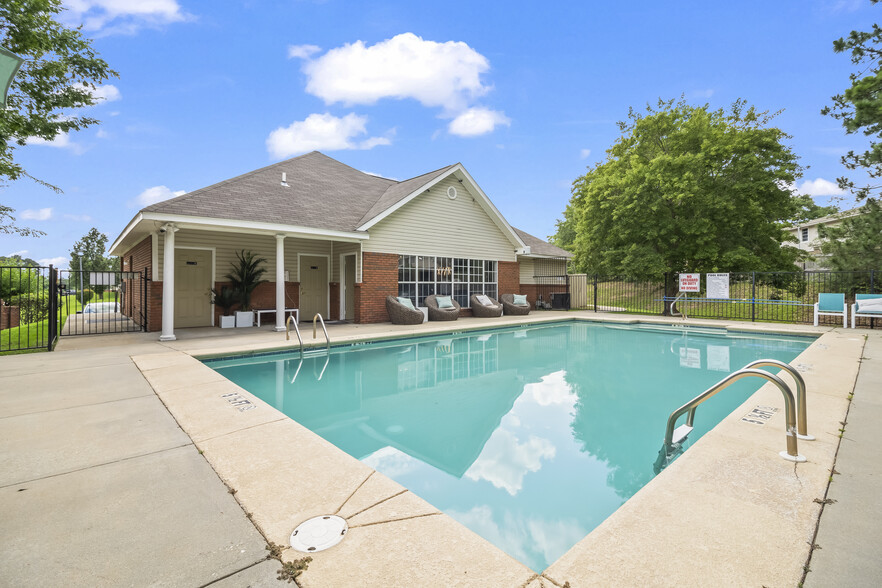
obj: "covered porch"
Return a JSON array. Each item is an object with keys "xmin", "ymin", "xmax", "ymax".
[{"xmin": 109, "ymin": 214, "xmax": 368, "ymax": 341}]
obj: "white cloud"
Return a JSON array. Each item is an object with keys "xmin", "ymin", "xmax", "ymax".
[
  {"xmin": 20, "ymin": 208, "xmax": 53, "ymax": 221},
  {"xmin": 7, "ymin": 250, "xmax": 28, "ymax": 257},
  {"xmin": 464, "ymin": 429, "xmax": 555, "ymax": 496},
  {"xmin": 690, "ymin": 88, "xmax": 715, "ymax": 99},
  {"xmin": 448, "ymin": 107, "xmax": 510, "ymax": 137},
  {"xmin": 288, "ymin": 44, "xmax": 321, "ymax": 59},
  {"xmin": 64, "ymin": 213, "xmax": 93, "ymax": 222},
  {"xmin": 579, "ymin": 148, "xmax": 591, "ymax": 159},
  {"xmin": 38, "ymin": 256, "xmax": 69, "ymax": 268},
  {"xmin": 26, "ymin": 132, "xmax": 84, "ymax": 154},
  {"xmin": 795, "ymin": 177, "xmax": 845, "ymax": 197},
  {"xmin": 95, "ymin": 129, "xmax": 110, "ymax": 139},
  {"xmin": 65, "ymin": 0, "xmax": 188, "ymax": 35},
  {"xmin": 362, "ymin": 446, "xmax": 421, "ymax": 478},
  {"xmin": 74, "ymin": 83, "xmax": 122, "ymax": 103},
  {"xmin": 266, "ymin": 112, "xmax": 390, "ymax": 159},
  {"xmin": 302, "ymin": 33, "xmax": 491, "ymax": 113},
  {"xmin": 132, "ymin": 185, "xmax": 186, "ymax": 207}
]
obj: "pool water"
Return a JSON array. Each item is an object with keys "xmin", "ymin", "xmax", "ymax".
[{"xmin": 206, "ymin": 321, "xmax": 812, "ymax": 572}]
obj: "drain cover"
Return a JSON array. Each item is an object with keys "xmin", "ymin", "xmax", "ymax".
[{"xmin": 290, "ymin": 515, "xmax": 348, "ymax": 553}]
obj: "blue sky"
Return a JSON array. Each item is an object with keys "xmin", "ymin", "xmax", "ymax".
[{"xmin": 0, "ymin": 0, "xmax": 876, "ymax": 267}]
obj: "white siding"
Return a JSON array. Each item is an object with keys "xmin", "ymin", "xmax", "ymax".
[
  {"xmin": 363, "ymin": 176, "xmax": 518, "ymax": 261},
  {"xmin": 519, "ymin": 258, "xmax": 535, "ymax": 284},
  {"xmin": 156, "ymin": 229, "xmax": 337, "ymax": 282}
]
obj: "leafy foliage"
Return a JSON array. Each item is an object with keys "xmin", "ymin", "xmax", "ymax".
[
  {"xmin": 820, "ymin": 199, "xmax": 882, "ymax": 270},
  {"xmin": 224, "ymin": 250, "xmax": 267, "ymax": 311},
  {"xmin": 70, "ymin": 228, "xmax": 115, "ymax": 274},
  {"xmin": 210, "ymin": 286, "xmax": 238, "ymax": 316},
  {"xmin": 791, "ymin": 194, "xmax": 839, "ymax": 224},
  {"xmin": 17, "ymin": 292, "xmax": 48, "ymax": 323},
  {"xmin": 0, "ymin": 0, "xmax": 117, "ymax": 236},
  {"xmin": 821, "ymin": 2, "xmax": 882, "ymax": 200},
  {"xmin": 556, "ymin": 98, "xmax": 804, "ymax": 279}
]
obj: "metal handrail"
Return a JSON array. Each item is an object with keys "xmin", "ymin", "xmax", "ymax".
[
  {"xmin": 670, "ymin": 292, "xmax": 686, "ymax": 318},
  {"xmin": 313, "ymin": 313, "xmax": 330, "ymax": 352},
  {"xmin": 743, "ymin": 359, "xmax": 813, "ymax": 440},
  {"xmin": 664, "ymin": 368, "xmax": 805, "ymax": 462},
  {"xmin": 285, "ymin": 315, "xmax": 304, "ymax": 358}
]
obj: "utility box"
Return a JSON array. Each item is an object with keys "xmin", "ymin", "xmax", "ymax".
[{"xmin": 551, "ymin": 292, "xmax": 570, "ymax": 310}]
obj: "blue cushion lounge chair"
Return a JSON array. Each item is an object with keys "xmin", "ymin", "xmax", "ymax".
[
  {"xmin": 814, "ymin": 293, "xmax": 847, "ymax": 328},
  {"xmin": 851, "ymin": 293, "xmax": 882, "ymax": 328}
]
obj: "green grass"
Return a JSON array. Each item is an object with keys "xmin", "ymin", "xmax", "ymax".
[{"xmin": 0, "ymin": 292, "xmax": 118, "ymax": 355}]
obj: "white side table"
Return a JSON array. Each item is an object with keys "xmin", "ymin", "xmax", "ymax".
[{"xmin": 418, "ymin": 307, "xmax": 429, "ymax": 323}]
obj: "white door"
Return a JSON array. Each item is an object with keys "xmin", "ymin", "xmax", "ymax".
[
  {"xmin": 300, "ymin": 255, "xmax": 328, "ymax": 321},
  {"xmin": 174, "ymin": 249, "xmax": 212, "ymax": 328}
]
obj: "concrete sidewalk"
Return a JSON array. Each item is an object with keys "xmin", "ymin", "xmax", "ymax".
[
  {"xmin": 804, "ymin": 330, "xmax": 882, "ymax": 587},
  {"xmin": 0, "ymin": 342, "xmax": 279, "ymax": 587}
]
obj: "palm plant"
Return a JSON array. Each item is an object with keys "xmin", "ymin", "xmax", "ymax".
[
  {"xmin": 225, "ymin": 250, "xmax": 268, "ymax": 311},
  {"xmin": 210, "ymin": 286, "xmax": 238, "ymax": 316}
]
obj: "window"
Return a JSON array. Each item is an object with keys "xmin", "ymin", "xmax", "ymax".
[
  {"xmin": 398, "ymin": 255, "xmax": 497, "ymax": 308},
  {"xmin": 801, "ymin": 228, "xmax": 808, "ymax": 242}
]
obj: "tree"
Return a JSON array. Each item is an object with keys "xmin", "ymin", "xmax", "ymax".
[
  {"xmin": 820, "ymin": 200, "xmax": 882, "ymax": 270},
  {"xmin": 821, "ymin": 2, "xmax": 882, "ymax": 201},
  {"xmin": 0, "ymin": 0, "xmax": 117, "ymax": 236},
  {"xmin": 70, "ymin": 227, "xmax": 115, "ymax": 274},
  {"xmin": 791, "ymin": 194, "xmax": 839, "ymax": 224},
  {"xmin": 556, "ymin": 98, "xmax": 804, "ymax": 279}
]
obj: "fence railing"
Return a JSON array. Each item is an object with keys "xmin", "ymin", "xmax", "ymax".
[
  {"xmin": 560, "ymin": 270, "xmax": 880, "ymax": 328},
  {"xmin": 1, "ymin": 265, "xmax": 57, "ymax": 352},
  {"xmin": 1, "ymin": 266, "xmax": 149, "ymax": 353}
]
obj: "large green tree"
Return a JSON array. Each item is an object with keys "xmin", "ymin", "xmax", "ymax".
[
  {"xmin": 70, "ymin": 228, "xmax": 115, "ymax": 274},
  {"xmin": 820, "ymin": 200, "xmax": 882, "ymax": 270},
  {"xmin": 0, "ymin": 0, "xmax": 117, "ymax": 236},
  {"xmin": 556, "ymin": 99, "xmax": 804, "ymax": 279}
]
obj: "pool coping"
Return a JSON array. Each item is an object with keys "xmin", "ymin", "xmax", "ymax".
[{"xmin": 131, "ymin": 313, "xmax": 863, "ymax": 586}]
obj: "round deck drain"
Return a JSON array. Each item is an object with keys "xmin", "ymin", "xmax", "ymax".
[{"xmin": 290, "ymin": 515, "xmax": 348, "ymax": 553}]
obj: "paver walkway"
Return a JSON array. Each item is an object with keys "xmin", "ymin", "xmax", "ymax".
[
  {"xmin": 0, "ymin": 341, "xmax": 279, "ymax": 587},
  {"xmin": 804, "ymin": 330, "xmax": 882, "ymax": 587}
]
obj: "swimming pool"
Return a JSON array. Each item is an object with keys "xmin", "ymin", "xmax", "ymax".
[{"xmin": 205, "ymin": 321, "xmax": 813, "ymax": 572}]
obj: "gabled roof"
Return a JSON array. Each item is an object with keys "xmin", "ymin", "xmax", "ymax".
[
  {"xmin": 114, "ymin": 151, "xmax": 567, "ymax": 256},
  {"xmin": 513, "ymin": 228, "xmax": 572, "ymax": 258}
]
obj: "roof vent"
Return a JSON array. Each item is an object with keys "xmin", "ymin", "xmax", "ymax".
[{"xmin": 281, "ymin": 172, "xmax": 289, "ymax": 188}]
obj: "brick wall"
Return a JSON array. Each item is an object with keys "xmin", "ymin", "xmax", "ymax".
[
  {"xmin": 329, "ymin": 283, "xmax": 340, "ymax": 321},
  {"xmin": 355, "ymin": 252, "xmax": 399, "ymax": 323},
  {"xmin": 147, "ymin": 281, "xmax": 162, "ymax": 332},
  {"xmin": 1, "ymin": 303, "xmax": 20, "ymax": 331},
  {"xmin": 213, "ymin": 281, "xmax": 299, "ymax": 325},
  {"xmin": 498, "ymin": 261, "xmax": 520, "ymax": 299},
  {"xmin": 120, "ymin": 235, "xmax": 153, "ymax": 330}
]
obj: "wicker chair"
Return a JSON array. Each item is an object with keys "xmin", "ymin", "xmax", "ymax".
[
  {"xmin": 469, "ymin": 294, "xmax": 503, "ymax": 318},
  {"xmin": 425, "ymin": 294, "xmax": 461, "ymax": 321},
  {"xmin": 501, "ymin": 293, "xmax": 531, "ymax": 316},
  {"xmin": 385, "ymin": 296, "xmax": 424, "ymax": 325}
]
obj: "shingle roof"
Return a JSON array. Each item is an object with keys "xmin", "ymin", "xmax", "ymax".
[
  {"xmin": 512, "ymin": 228, "xmax": 572, "ymax": 258},
  {"xmin": 357, "ymin": 164, "xmax": 457, "ymax": 227},
  {"xmin": 143, "ymin": 151, "xmax": 397, "ymax": 233}
]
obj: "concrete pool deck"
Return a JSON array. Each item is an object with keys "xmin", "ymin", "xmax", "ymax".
[{"xmin": 0, "ymin": 311, "xmax": 878, "ymax": 586}]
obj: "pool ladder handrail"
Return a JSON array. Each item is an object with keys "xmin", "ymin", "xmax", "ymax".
[
  {"xmin": 285, "ymin": 315, "xmax": 304, "ymax": 358},
  {"xmin": 742, "ymin": 359, "xmax": 813, "ymax": 440},
  {"xmin": 663, "ymin": 367, "xmax": 806, "ymax": 463},
  {"xmin": 313, "ymin": 313, "xmax": 330, "ymax": 352}
]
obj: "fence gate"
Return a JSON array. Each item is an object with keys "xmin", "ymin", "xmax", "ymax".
[{"xmin": 58, "ymin": 269, "xmax": 148, "ymax": 336}]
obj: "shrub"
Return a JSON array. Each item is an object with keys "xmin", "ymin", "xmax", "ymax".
[
  {"xmin": 18, "ymin": 293, "xmax": 49, "ymax": 324},
  {"xmin": 81, "ymin": 289, "xmax": 94, "ymax": 304}
]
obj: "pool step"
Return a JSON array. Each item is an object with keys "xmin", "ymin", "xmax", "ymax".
[{"xmin": 671, "ymin": 424, "xmax": 693, "ymax": 445}]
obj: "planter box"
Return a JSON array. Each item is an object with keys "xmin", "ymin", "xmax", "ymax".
[
  {"xmin": 219, "ymin": 315, "xmax": 236, "ymax": 329},
  {"xmin": 235, "ymin": 311, "xmax": 254, "ymax": 328}
]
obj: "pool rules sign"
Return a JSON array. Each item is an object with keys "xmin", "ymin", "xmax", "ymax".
[{"xmin": 678, "ymin": 273, "xmax": 700, "ymax": 293}]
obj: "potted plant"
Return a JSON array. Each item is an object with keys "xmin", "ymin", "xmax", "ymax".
[
  {"xmin": 211, "ymin": 286, "xmax": 238, "ymax": 328},
  {"xmin": 225, "ymin": 250, "xmax": 268, "ymax": 327}
]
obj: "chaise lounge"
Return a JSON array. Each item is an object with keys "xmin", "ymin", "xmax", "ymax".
[
  {"xmin": 425, "ymin": 294, "xmax": 461, "ymax": 321},
  {"xmin": 385, "ymin": 295, "xmax": 424, "ymax": 325},
  {"xmin": 851, "ymin": 293, "xmax": 882, "ymax": 328},
  {"xmin": 501, "ymin": 293, "xmax": 531, "ymax": 316},
  {"xmin": 470, "ymin": 294, "xmax": 503, "ymax": 317}
]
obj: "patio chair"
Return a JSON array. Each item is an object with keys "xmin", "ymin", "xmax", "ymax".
[
  {"xmin": 851, "ymin": 293, "xmax": 882, "ymax": 328},
  {"xmin": 813, "ymin": 293, "xmax": 847, "ymax": 328},
  {"xmin": 425, "ymin": 294, "xmax": 461, "ymax": 321},
  {"xmin": 470, "ymin": 294, "xmax": 503, "ymax": 318},
  {"xmin": 501, "ymin": 293, "xmax": 531, "ymax": 316},
  {"xmin": 385, "ymin": 296, "xmax": 424, "ymax": 325}
]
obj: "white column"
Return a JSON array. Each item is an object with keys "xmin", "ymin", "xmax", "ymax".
[
  {"xmin": 159, "ymin": 224, "xmax": 179, "ymax": 341},
  {"xmin": 274, "ymin": 234, "xmax": 286, "ymax": 332}
]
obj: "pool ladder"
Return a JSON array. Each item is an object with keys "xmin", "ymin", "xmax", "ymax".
[
  {"xmin": 655, "ymin": 359, "xmax": 812, "ymax": 473},
  {"xmin": 285, "ymin": 315, "xmax": 304, "ymax": 358},
  {"xmin": 313, "ymin": 313, "xmax": 330, "ymax": 352}
]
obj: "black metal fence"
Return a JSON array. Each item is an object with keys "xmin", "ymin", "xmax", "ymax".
[
  {"xmin": 0, "ymin": 266, "xmax": 148, "ymax": 353},
  {"xmin": 564, "ymin": 270, "xmax": 880, "ymax": 328}
]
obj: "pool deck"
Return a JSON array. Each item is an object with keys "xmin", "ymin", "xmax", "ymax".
[{"xmin": 0, "ymin": 311, "xmax": 878, "ymax": 586}]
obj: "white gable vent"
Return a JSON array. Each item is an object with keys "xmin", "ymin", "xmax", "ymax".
[{"xmin": 447, "ymin": 186, "xmax": 457, "ymax": 200}]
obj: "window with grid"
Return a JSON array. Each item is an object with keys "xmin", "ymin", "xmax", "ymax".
[
  {"xmin": 801, "ymin": 228, "xmax": 808, "ymax": 242},
  {"xmin": 398, "ymin": 255, "xmax": 497, "ymax": 308}
]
